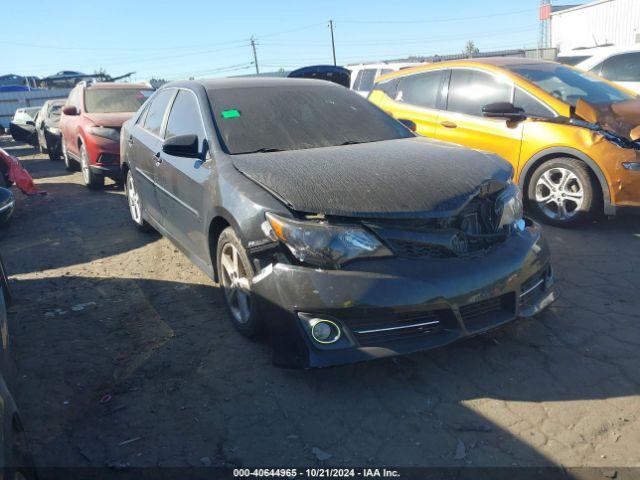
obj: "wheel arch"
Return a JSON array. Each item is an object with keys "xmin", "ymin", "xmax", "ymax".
[
  {"xmin": 518, "ymin": 147, "xmax": 614, "ymax": 215},
  {"xmin": 207, "ymin": 214, "xmax": 234, "ymax": 283}
]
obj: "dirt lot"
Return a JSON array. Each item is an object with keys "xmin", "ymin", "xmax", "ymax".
[{"xmin": 1, "ymin": 135, "xmax": 639, "ymax": 471}]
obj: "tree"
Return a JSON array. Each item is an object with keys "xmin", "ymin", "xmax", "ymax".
[{"xmin": 464, "ymin": 41, "xmax": 480, "ymax": 58}]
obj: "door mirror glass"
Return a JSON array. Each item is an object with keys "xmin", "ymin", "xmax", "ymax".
[
  {"xmin": 62, "ymin": 105, "xmax": 79, "ymax": 116},
  {"xmin": 162, "ymin": 134, "xmax": 200, "ymax": 158},
  {"xmin": 482, "ymin": 102, "xmax": 526, "ymax": 120}
]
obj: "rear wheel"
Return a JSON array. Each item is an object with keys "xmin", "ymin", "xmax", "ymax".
[
  {"xmin": 527, "ymin": 157, "xmax": 600, "ymax": 228},
  {"xmin": 80, "ymin": 143, "xmax": 104, "ymax": 189},
  {"xmin": 216, "ymin": 227, "xmax": 263, "ymax": 338}
]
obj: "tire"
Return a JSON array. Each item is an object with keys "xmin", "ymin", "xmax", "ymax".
[
  {"xmin": 80, "ymin": 143, "xmax": 104, "ymax": 189},
  {"xmin": 124, "ymin": 170, "xmax": 152, "ymax": 232},
  {"xmin": 216, "ymin": 227, "xmax": 263, "ymax": 338},
  {"xmin": 526, "ymin": 157, "xmax": 600, "ymax": 228},
  {"xmin": 62, "ymin": 138, "xmax": 77, "ymax": 171}
]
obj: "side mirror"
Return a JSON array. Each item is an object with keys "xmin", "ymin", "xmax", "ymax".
[
  {"xmin": 162, "ymin": 134, "xmax": 200, "ymax": 158},
  {"xmin": 482, "ymin": 102, "xmax": 526, "ymax": 120},
  {"xmin": 25, "ymin": 120, "xmax": 35, "ymax": 126},
  {"xmin": 398, "ymin": 118, "xmax": 417, "ymax": 132},
  {"xmin": 62, "ymin": 105, "xmax": 79, "ymax": 116}
]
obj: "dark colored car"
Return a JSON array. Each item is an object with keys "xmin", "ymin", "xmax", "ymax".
[
  {"xmin": 60, "ymin": 82, "xmax": 154, "ymax": 188},
  {"xmin": 121, "ymin": 78, "xmax": 555, "ymax": 368},
  {"xmin": 35, "ymin": 99, "xmax": 65, "ymax": 161},
  {"xmin": 288, "ymin": 65, "xmax": 351, "ymax": 87},
  {"xmin": 0, "ymin": 254, "xmax": 37, "ymax": 479},
  {"xmin": 0, "ymin": 188, "xmax": 14, "ymax": 227}
]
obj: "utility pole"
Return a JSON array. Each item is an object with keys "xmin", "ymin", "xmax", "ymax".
[
  {"xmin": 328, "ymin": 20, "xmax": 337, "ymax": 66},
  {"xmin": 250, "ymin": 36, "xmax": 259, "ymax": 74}
]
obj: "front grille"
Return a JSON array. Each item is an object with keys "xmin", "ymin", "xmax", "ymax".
[
  {"xmin": 459, "ymin": 294, "xmax": 514, "ymax": 325},
  {"xmin": 388, "ymin": 239, "xmax": 454, "ymax": 259}
]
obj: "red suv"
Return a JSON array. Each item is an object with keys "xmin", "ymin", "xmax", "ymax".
[{"xmin": 60, "ymin": 82, "xmax": 154, "ymax": 188}]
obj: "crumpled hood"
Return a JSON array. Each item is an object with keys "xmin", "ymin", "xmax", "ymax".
[
  {"xmin": 575, "ymin": 98, "xmax": 640, "ymax": 140},
  {"xmin": 84, "ymin": 112, "xmax": 135, "ymax": 128},
  {"xmin": 231, "ymin": 137, "xmax": 512, "ymax": 218}
]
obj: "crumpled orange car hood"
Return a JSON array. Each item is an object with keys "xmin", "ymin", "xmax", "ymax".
[{"xmin": 575, "ymin": 98, "xmax": 640, "ymax": 140}]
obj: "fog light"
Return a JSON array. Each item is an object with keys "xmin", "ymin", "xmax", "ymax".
[{"xmin": 310, "ymin": 319, "xmax": 341, "ymax": 344}]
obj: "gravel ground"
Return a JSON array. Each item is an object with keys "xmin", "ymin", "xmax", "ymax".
[{"xmin": 1, "ymin": 136, "xmax": 639, "ymax": 471}]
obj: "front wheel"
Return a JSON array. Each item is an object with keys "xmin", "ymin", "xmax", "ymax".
[
  {"xmin": 125, "ymin": 170, "xmax": 152, "ymax": 232},
  {"xmin": 80, "ymin": 143, "xmax": 104, "ymax": 189},
  {"xmin": 216, "ymin": 227, "xmax": 263, "ymax": 338},
  {"xmin": 526, "ymin": 157, "xmax": 600, "ymax": 228}
]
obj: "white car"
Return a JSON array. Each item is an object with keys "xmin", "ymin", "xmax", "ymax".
[
  {"xmin": 347, "ymin": 62, "xmax": 423, "ymax": 97},
  {"xmin": 557, "ymin": 46, "xmax": 640, "ymax": 94}
]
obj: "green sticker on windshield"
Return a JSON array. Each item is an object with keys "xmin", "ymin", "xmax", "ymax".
[{"xmin": 221, "ymin": 109, "xmax": 241, "ymax": 119}]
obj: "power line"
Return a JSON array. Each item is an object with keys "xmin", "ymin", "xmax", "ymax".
[{"xmin": 337, "ymin": 8, "xmax": 535, "ymax": 24}]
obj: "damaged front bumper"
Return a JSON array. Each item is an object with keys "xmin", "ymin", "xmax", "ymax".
[{"xmin": 251, "ymin": 220, "xmax": 555, "ymax": 368}]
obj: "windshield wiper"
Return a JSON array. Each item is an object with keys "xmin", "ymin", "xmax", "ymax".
[
  {"xmin": 237, "ymin": 147, "xmax": 283, "ymax": 154},
  {"xmin": 340, "ymin": 140, "xmax": 367, "ymax": 146}
]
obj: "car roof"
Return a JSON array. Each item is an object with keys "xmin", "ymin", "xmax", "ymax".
[
  {"xmin": 164, "ymin": 77, "xmax": 340, "ymax": 91},
  {"xmin": 558, "ymin": 45, "xmax": 640, "ymax": 57},
  {"xmin": 85, "ymin": 82, "xmax": 152, "ymax": 90}
]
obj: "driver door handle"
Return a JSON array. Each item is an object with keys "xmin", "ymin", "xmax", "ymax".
[
  {"xmin": 154, "ymin": 151, "xmax": 163, "ymax": 165},
  {"xmin": 440, "ymin": 120, "xmax": 457, "ymax": 129}
]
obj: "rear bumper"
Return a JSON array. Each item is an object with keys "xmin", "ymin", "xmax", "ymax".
[{"xmin": 252, "ymin": 221, "xmax": 554, "ymax": 368}]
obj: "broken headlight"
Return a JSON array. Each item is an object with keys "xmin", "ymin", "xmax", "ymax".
[
  {"xmin": 495, "ymin": 182, "xmax": 524, "ymax": 231},
  {"xmin": 264, "ymin": 213, "xmax": 392, "ymax": 267}
]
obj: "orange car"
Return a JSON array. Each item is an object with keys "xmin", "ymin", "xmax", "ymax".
[{"xmin": 369, "ymin": 58, "xmax": 640, "ymax": 227}]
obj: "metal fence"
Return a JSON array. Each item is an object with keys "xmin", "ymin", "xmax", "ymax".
[{"xmin": 0, "ymin": 88, "xmax": 71, "ymax": 129}]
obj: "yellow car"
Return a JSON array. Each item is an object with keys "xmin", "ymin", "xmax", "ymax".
[{"xmin": 369, "ymin": 58, "xmax": 640, "ymax": 227}]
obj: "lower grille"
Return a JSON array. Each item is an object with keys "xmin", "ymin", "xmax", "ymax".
[
  {"xmin": 459, "ymin": 294, "xmax": 513, "ymax": 325},
  {"xmin": 352, "ymin": 310, "xmax": 448, "ymax": 345},
  {"xmin": 519, "ymin": 268, "xmax": 549, "ymax": 306}
]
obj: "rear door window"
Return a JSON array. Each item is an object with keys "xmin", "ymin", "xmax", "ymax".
[
  {"xmin": 142, "ymin": 90, "xmax": 173, "ymax": 137},
  {"xmin": 598, "ymin": 52, "xmax": 640, "ymax": 81},
  {"xmin": 446, "ymin": 69, "xmax": 512, "ymax": 116},
  {"xmin": 396, "ymin": 70, "xmax": 445, "ymax": 109}
]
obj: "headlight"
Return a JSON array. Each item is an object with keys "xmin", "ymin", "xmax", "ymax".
[
  {"xmin": 264, "ymin": 212, "xmax": 392, "ymax": 267},
  {"xmin": 495, "ymin": 183, "xmax": 524, "ymax": 231},
  {"xmin": 47, "ymin": 127, "xmax": 60, "ymax": 134},
  {"xmin": 87, "ymin": 126, "xmax": 120, "ymax": 141}
]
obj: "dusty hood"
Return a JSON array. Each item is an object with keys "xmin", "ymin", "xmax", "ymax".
[
  {"xmin": 575, "ymin": 98, "xmax": 640, "ymax": 140},
  {"xmin": 231, "ymin": 137, "xmax": 512, "ymax": 218},
  {"xmin": 84, "ymin": 112, "xmax": 135, "ymax": 128}
]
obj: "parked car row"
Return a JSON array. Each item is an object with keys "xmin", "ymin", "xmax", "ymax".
[{"xmin": 3, "ymin": 55, "xmax": 638, "ymax": 368}]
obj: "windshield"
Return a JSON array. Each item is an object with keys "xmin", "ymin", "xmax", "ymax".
[
  {"xmin": 207, "ymin": 84, "xmax": 413, "ymax": 154},
  {"xmin": 507, "ymin": 63, "xmax": 634, "ymax": 106},
  {"xmin": 49, "ymin": 104, "xmax": 62, "ymax": 120},
  {"xmin": 84, "ymin": 88, "xmax": 153, "ymax": 113}
]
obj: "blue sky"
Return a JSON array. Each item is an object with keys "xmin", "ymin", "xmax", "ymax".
[{"xmin": 3, "ymin": 0, "xmax": 548, "ymax": 81}]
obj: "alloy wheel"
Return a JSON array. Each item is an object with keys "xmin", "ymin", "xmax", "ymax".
[
  {"xmin": 127, "ymin": 173, "xmax": 143, "ymax": 225},
  {"xmin": 534, "ymin": 167, "xmax": 584, "ymax": 221},
  {"xmin": 220, "ymin": 243, "xmax": 251, "ymax": 324},
  {"xmin": 80, "ymin": 146, "xmax": 90, "ymax": 185}
]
